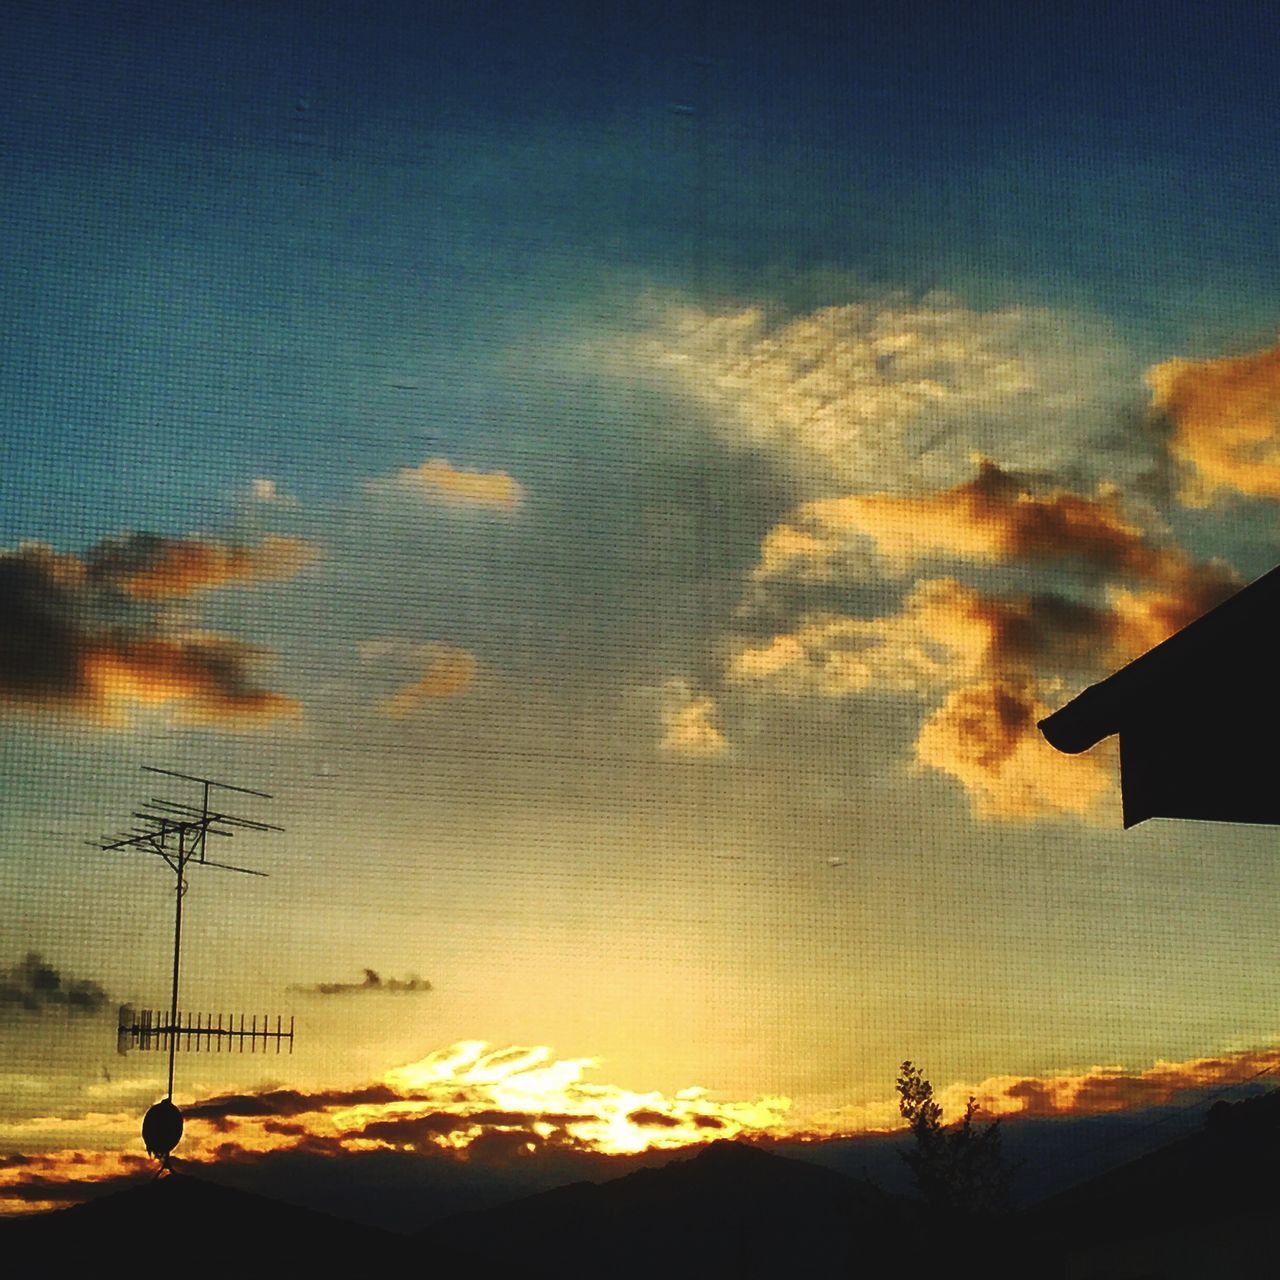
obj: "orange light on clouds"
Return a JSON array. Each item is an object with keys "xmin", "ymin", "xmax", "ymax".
[
  {"xmin": 80, "ymin": 638, "xmax": 298, "ymax": 724},
  {"xmin": 6, "ymin": 1040, "xmax": 1279, "ymax": 1215},
  {"xmin": 107, "ymin": 534, "xmax": 319, "ymax": 600},
  {"xmin": 1147, "ymin": 338, "xmax": 1280, "ymax": 504}
]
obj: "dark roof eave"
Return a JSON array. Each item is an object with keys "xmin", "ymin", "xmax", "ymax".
[
  {"xmin": 1040, "ymin": 562, "xmax": 1280, "ymax": 755},
  {"xmin": 1038, "ymin": 682, "xmax": 1120, "ymax": 754}
]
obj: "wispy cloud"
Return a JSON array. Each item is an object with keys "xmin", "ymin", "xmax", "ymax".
[
  {"xmin": 657, "ymin": 679, "xmax": 728, "ymax": 759},
  {"xmin": 623, "ymin": 293, "xmax": 1139, "ymax": 495},
  {"xmin": 288, "ymin": 969, "xmax": 433, "ymax": 997},
  {"xmin": 358, "ymin": 638, "xmax": 477, "ymax": 714},
  {"xmin": 86, "ymin": 532, "xmax": 317, "ymax": 599}
]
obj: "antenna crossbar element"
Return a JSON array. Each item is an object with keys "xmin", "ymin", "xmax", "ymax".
[
  {"xmin": 147, "ymin": 799, "xmax": 284, "ymax": 832},
  {"xmin": 117, "ymin": 1006, "xmax": 295, "ymax": 1055},
  {"xmin": 142, "ymin": 765, "xmax": 272, "ymax": 798}
]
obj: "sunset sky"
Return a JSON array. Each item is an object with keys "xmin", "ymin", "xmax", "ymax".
[{"xmin": 5, "ymin": 0, "xmax": 1280, "ymax": 1212}]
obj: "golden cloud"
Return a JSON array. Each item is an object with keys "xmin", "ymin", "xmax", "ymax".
[
  {"xmin": 728, "ymin": 581, "xmax": 1115, "ymax": 819},
  {"xmin": 0, "ymin": 1041, "xmax": 791, "ymax": 1212},
  {"xmin": 1147, "ymin": 338, "xmax": 1280, "ymax": 503},
  {"xmin": 88, "ymin": 533, "xmax": 318, "ymax": 599},
  {"xmin": 735, "ymin": 463, "xmax": 1238, "ymax": 820},
  {"xmin": 7, "ymin": 1039, "xmax": 1276, "ymax": 1214},
  {"xmin": 81, "ymin": 635, "xmax": 297, "ymax": 723},
  {"xmin": 0, "ymin": 538, "xmax": 299, "ymax": 724},
  {"xmin": 759, "ymin": 462, "xmax": 1173, "ymax": 579},
  {"xmin": 729, "ymin": 579, "xmax": 1111, "ymax": 699},
  {"xmin": 914, "ymin": 678, "xmax": 1110, "ymax": 819},
  {"xmin": 625, "ymin": 295, "xmax": 1136, "ymax": 493},
  {"xmin": 385, "ymin": 458, "xmax": 524, "ymax": 509}
]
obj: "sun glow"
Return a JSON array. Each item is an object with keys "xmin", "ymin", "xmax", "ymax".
[{"xmin": 379, "ymin": 1041, "xmax": 791, "ymax": 1155}]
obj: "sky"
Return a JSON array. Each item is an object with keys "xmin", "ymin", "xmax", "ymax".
[{"xmin": 5, "ymin": 0, "xmax": 1280, "ymax": 1213}]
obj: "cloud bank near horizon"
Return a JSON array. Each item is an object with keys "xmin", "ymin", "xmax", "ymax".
[{"xmin": 4, "ymin": 1038, "xmax": 1275, "ymax": 1215}]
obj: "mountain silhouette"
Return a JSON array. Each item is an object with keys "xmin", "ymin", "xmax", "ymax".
[
  {"xmin": 1021, "ymin": 1092, "xmax": 1280, "ymax": 1276},
  {"xmin": 0, "ymin": 1169, "xmax": 419, "ymax": 1276},
  {"xmin": 420, "ymin": 1139, "xmax": 910, "ymax": 1277}
]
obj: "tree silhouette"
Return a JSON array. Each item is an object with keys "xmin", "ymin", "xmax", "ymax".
[{"xmin": 896, "ymin": 1061, "xmax": 1011, "ymax": 1217}]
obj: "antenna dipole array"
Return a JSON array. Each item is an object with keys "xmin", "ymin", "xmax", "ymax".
[
  {"xmin": 117, "ymin": 1007, "xmax": 295, "ymax": 1055},
  {"xmin": 91, "ymin": 767, "xmax": 294, "ymax": 1134}
]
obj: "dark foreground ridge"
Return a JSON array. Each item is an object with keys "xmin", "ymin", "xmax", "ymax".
[
  {"xmin": 5, "ymin": 1108, "xmax": 1280, "ymax": 1278},
  {"xmin": 1022, "ymin": 1090, "xmax": 1280, "ymax": 1276},
  {"xmin": 421, "ymin": 1138, "xmax": 906, "ymax": 1276},
  {"xmin": 0, "ymin": 1168, "xmax": 416, "ymax": 1276}
]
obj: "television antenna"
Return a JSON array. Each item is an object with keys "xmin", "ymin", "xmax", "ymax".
[{"xmin": 91, "ymin": 766, "xmax": 294, "ymax": 1166}]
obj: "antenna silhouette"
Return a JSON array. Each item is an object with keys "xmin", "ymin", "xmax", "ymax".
[{"xmin": 91, "ymin": 766, "xmax": 294, "ymax": 1166}]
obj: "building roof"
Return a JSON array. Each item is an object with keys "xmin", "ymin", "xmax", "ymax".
[{"xmin": 1039, "ymin": 562, "xmax": 1280, "ymax": 755}]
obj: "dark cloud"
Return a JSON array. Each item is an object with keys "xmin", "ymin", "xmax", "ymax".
[
  {"xmin": 0, "ymin": 537, "xmax": 302, "ymax": 723},
  {"xmin": 627, "ymin": 1109, "xmax": 683, "ymax": 1128},
  {"xmin": 261, "ymin": 1121, "xmax": 309, "ymax": 1138},
  {"xmin": 0, "ymin": 952, "xmax": 110, "ymax": 1018},
  {"xmin": 357, "ymin": 1109, "xmax": 586, "ymax": 1148},
  {"xmin": 289, "ymin": 969, "xmax": 433, "ymax": 996},
  {"xmin": 0, "ymin": 1169, "xmax": 148, "ymax": 1204},
  {"xmin": 185, "ymin": 1084, "xmax": 401, "ymax": 1124}
]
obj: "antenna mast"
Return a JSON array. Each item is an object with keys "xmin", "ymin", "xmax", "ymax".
[{"xmin": 91, "ymin": 766, "xmax": 293, "ymax": 1164}]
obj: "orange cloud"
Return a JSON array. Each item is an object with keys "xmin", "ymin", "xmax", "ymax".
[
  {"xmin": 736, "ymin": 463, "xmax": 1238, "ymax": 819},
  {"xmin": 81, "ymin": 635, "xmax": 297, "ymax": 723},
  {"xmin": 385, "ymin": 458, "xmax": 524, "ymax": 509},
  {"xmin": 0, "ymin": 1042, "xmax": 790, "ymax": 1213},
  {"xmin": 801, "ymin": 1044, "xmax": 1280, "ymax": 1138},
  {"xmin": 730, "ymin": 579, "xmax": 1118, "ymax": 699},
  {"xmin": 375, "ymin": 643, "xmax": 477, "ymax": 715},
  {"xmin": 8, "ymin": 1040, "xmax": 1276, "ymax": 1214},
  {"xmin": 1147, "ymin": 338, "xmax": 1280, "ymax": 503},
  {"xmin": 770, "ymin": 464, "xmax": 1239, "ymax": 665},
  {"xmin": 764, "ymin": 462, "xmax": 1172, "ymax": 578},
  {"xmin": 89, "ymin": 533, "xmax": 318, "ymax": 599},
  {"xmin": 935, "ymin": 1045, "xmax": 1280, "ymax": 1122},
  {"xmin": 728, "ymin": 580, "xmax": 1122, "ymax": 819},
  {"xmin": 914, "ymin": 678, "xmax": 1110, "ymax": 819},
  {"xmin": 1106, "ymin": 559, "xmax": 1240, "ymax": 663},
  {"xmin": 0, "ymin": 539, "xmax": 298, "ymax": 724}
]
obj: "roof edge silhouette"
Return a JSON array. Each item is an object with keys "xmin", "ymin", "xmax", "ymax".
[{"xmin": 1039, "ymin": 561, "xmax": 1280, "ymax": 755}]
